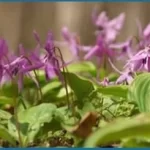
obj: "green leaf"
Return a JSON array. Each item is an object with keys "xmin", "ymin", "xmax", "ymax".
[
  {"xmin": 84, "ymin": 113, "xmax": 150, "ymax": 147},
  {"xmin": 0, "ymin": 96, "xmax": 14, "ymax": 105},
  {"xmin": 0, "ymin": 109, "xmax": 12, "ymax": 120},
  {"xmin": 8, "ymin": 103, "xmax": 64, "ymax": 146},
  {"xmin": 128, "ymin": 73, "xmax": 150, "ymax": 112},
  {"xmin": 39, "ymin": 109, "xmax": 64, "ymax": 136},
  {"xmin": 66, "ymin": 61, "xmax": 96, "ymax": 76},
  {"xmin": 0, "ymin": 125, "xmax": 16, "ymax": 146},
  {"xmin": 18, "ymin": 103, "xmax": 57, "ymax": 123},
  {"xmin": 65, "ymin": 72, "xmax": 94, "ymax": 101},
  {"xmin": 41, "ymin": 80, "xmax": 62, "ymax": 96},
  {"xmin": 97, "ymin": 85, "xmax": 128, "ymax": 99},
  {"xmin": 121, "ymin": 138, "xmax": 150, "ymax": 147},
  {"xmin": 77, "ymin": 101, "xmax": 95, "ymax": 116}
]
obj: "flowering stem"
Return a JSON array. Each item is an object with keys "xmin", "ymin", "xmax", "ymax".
[
  {"xmin": 22, "ymin": 56, "xmax": 43, "ymax": 102},
  {"xmin": 54, "ymin": 47, "xmax": 70, "ymax": 108},
  {"xmin": 108, "ymin": 58, "xmax": 123, "ymax": 74},
  {"xmin": 96, "ymin": 58, "xmax": 101, "ymax": 81},
  {"xmin": 4, "ymin": 68, "xmax": 23, "ymax": 147},
  {"xmin": 13, "ymin": 97, "xmax": 23, "ymax": 147},
  {"xmin": 54, "ymin": 47, "xmax": 77, "ymax": 121},
  {"xmin": 103, "ymin": 53, "xmax": 108, "ymax": 77}
]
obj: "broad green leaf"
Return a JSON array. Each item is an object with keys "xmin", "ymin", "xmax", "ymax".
[
  {"xmin": 56, "ymin": 86, "xmax": 72, "ymax": 98},
  {"xmin": 18, "ymin": 103, "xmax": 57, "ymax": 123},
  {"xmin": 38, "ymin": 109, "xmax": 64, "ymax": 137},
  {"xmin": 41, "ymin": 80, "xmax": 62, "ymax": 96},
  {"xmin": 128, "ymin": 73, "xmax": 150, "ymax": 112},
  {"xmin": 0, "ymin": 125, "xmax": 16, "ymax": 146},
  {"xmin": 84, "ymin": 113, "xmax": 150, "ymax": 147},
  {"xmin": 65, "ymin": 72, "xmax": 94, "ymax": 102},
  {"xmin": 97, "ymin": 85, "xmax": 128, "ymax": 99},
  {"xmin": 0, "ymin": 109, "xmax": 12, "ymax": 120},
  {"xmin": 66, "ymin": 61, "xmax": 96, "ymax": 76},
  {"xmin": 121, "ymin": 138, "xmax": 150, "ymax": 147},
  {"xmin": 77, "ymin": 101, "xmax": 96, "ymax": 117},
  {"xmin": 41, "ymin": 85, "xmax": 72, "ymax": 105},
  {"xmin": 81, "ymin": 101, "xmax": 95, "ymax": 115},
  {"xmin": 8, "ymin": 103, "xmax": 64, "ymax": 146}
]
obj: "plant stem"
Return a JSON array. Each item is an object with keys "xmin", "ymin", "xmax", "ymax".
[
  {"xmin": 54, "ymin": 47, "xmax": 70, "ymax": 109},
  {"xmin": 54, "ymin": 47, "xmax": 76, "ymax": 121},
  {"xmin": 13, "ymin": 97, "xmax": 23, "ymax": 147},
  {"xmin": 22, "ymin": 56, "xmax": 43, "ymax": 103},
  {"xmin": 4, "ymin": 68, "xmax": 23, "ymax": 147}
]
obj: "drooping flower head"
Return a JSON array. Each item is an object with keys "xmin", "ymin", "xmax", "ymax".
[
  {"xmin": 33, "ymin": 30, "xmax": 63, "ymax": 81},
  {"xmin": 0, "ymin": 38, "xmax": 9, "ymax": 84},
  {"xmin": 108, "ymin": 58, "xmax": 134, "ymax": 85},
  {"xmin": 81, "ymin": 11, "xmax": 126, "ymax": 71},
  {"xmin": 92, "ymin": 10, "xmax": 125, "ymax": 43},
  {"xmin": 2, "ymin": 49, "xmax": 43, "ymax": 93},
  {"xmin": 125, "ymin": 46, "xmax": 150, "ymax": 72},
  {"xmin": 136, "ymin": 20, "xmax": 150, "ymax": 49},
  {"xmin": 83, "ymin": 34, "xmax": 114, "ymax": 61},
  {"xmin": 109, "ymin": 37, "xmax": 133, "ymax": 60},
  {"xmin": 61, "ymin": 27, "xmax": 81, "ymax": 58}
]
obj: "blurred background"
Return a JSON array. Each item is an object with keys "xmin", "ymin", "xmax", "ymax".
[{"xmin": 1, "ymin": 2, "xmax": 150, "ymax": 58}]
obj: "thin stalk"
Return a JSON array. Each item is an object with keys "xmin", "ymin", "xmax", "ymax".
[
  {"xmin": 4, "ymin": 68, "xmax": 23, "ymax": 147},
  {"xmin": 54, "ymin": 47, "xmax": 70, "ymax": 109},
  {"xmin": 22, "ymin": 56, "xmax": 43, "ymax": 102},
  {"xmin": 13, "ymin": 97, "xmax": 23, "ymax": 147},
  {"xmin": 96, "ymin": 58, "xmax": 101, "ymax": 81},
  {"xmin": 54, "ymin": 47, "xmax": 76, "ymax": 121},
  {"xmin": 103, "ymin": 53, "xmax": 108, "ymax": 77}
]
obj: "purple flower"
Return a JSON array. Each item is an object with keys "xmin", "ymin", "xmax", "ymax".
[
  {"xmin": 116, "ymin": 70, "xmax": 134, "ymax": 84},
  {"xmin": 92, "ymin": 11, "xmax": 125, "ymax": 43},
  {"xmin": 108, "ymin": 58, "xmax": 134, "ymax": 84},
  {"xmin": 61, "ymin": 27, "xmax": 80, "ymax": 58},
  {"xmin": 0, "ymin": 41, "xmax": 44, "ymax": 92},
  {"xmin": 98, "ymin": 77, "xmax": 114, "ymax": 86},
  {"xmin": 82, "ymin": 12, "xmax": 126, "ymax": 67},
  {"xmin": 136, "ymin": 20, "xmax": 150, "ymax": 49},
  {"xmin": 33, "ymin": 30, "xmax": 63, "ymax": 81},
  {"xmin": 83, "ymin": 34, "xmax": 114, "ymax": 62},
  {"xmin": 92, "ymin": 11, "xmax": 108, "ymax": 29},
  {"xmin": 125, "ymin": 46, "xmax": 150, "ymax": 72},
  {"xmin": 0, "ymin": 38, "xmax": 9, "ymax": 84},
  {"xmin": 109, "ymin": 38, "xmax": 133, "ymax": 60},
  {"xmin": 2, "ymin": 55, "xmax": 43, "ymax": 92}
]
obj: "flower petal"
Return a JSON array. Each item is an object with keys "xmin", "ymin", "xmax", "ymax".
[{"xmin": 84, "ymin": 45, "xmax": 99, "ymax": 60}]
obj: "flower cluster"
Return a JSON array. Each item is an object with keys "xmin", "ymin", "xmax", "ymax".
[
  {"xmin": 1, "ymin": 10, "xmax": 150, "ymax": 92},
  {"xmin": 58, "ymin": 10, "xmax": 150, "ymax": 85},
  {"xmin": 0, "ymin": 32, "xmax": 64, "ymax": 93}
]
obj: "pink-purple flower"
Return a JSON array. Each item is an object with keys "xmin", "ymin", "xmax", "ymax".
[
  {"xmin": 108, "ymin": 58, "xmax": 134, "ymax": 84},
  {"xmin": 125, "ymin": 46, "xmax": 150, "ymax": 72},
  {"xmin": 61, "ymin": 27, "xmax": 80, "ymax": 58},
  {"xmin": 33, "ymin": 30, "xmax": 63, "ymax": 81},
  {"xmin": 92, "ymin": 10, "xmax": 125, "ymax": 43}
]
